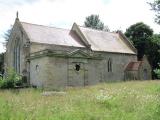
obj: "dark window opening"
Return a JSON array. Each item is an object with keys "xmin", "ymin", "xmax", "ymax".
[
  {"xmin": 36, "ymin": 65, "xmax": 39, "ymax": 70},
  {"xmin": 108, "ymin": 58, "xmax": 112, "ymax": 72},
  {"xmin": 75, "ymin": 64, "xmax": 80, "ymax": 71}
]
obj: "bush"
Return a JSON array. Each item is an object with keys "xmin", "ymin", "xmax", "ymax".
[
  {"xmin": 154, "ymin": 69, "xmax": 160, "ymax": 79},
  {"xmin": 154, "ymin": 64, "xmax": 160, "ymax": 79},
  {"xmin": 0, "ymin": 68, "xmax": 22, "ymax": 89}
]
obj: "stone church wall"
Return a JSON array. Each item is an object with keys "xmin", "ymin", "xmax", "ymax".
[
  {"xmin": 30, "ymin": 56, "xmax": 50, "ymax": 87},
  {"xmin": 124, "ymin": 71, "xmax": 139, "ymax": 80},
  {"xmin": 30, "ymin": 56, "xmax": 102, "ymax": 89},
  {"xmin": 5, "ymin": 21, "xmax": 30, "ymax": 79},
  {"xmin": 138, "ymin": 58, "xmax": 152, "ymax": 80},
  {"xmin": 98, "ymin": 52, "xmax": 137, "ymax": 81},
  {"xmin": 5, "ymin": 19, "xmax": 151, "ymax": 89},
  {"xmin": 29, "ymin": 49, "xmax": 137, "ymax": 89}
]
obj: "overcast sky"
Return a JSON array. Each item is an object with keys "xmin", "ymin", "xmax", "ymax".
[{"xmin": 0, "ymin": 0, "xmax": 159, "ymax": 53}]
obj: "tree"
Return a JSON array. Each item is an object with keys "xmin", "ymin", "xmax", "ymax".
[
  {"xmin": 154, "ymin": 64, "xmax": 160, "ymax": 79},
  {"xmin": 0, "ymin": 53, "xmax": 4, "ymax": 74},
  {"xmin": 2, "ymin": 26, "xmax": 12, "ymax": 48},
  {"xmin": 4, "ymin": 29, "xmax": 11, "ymax": 42},
  {"xmin": 103, "ymin": 25, "xmax": 110, "ymax": 32},
  {"xmin": 0, "ymin": 27, "xmax": 12, "ymax": 76},
  {"xmin": 125, "ymin": 22, "xmax": 160, "ymax": 78},
  {"xmin": 149, "ymin": 0, "xmax": 160, "ymax": 24},
  {"xmin": 125, "ymin": 22, "xmax": 153, "ymax": 60},
  {"xmin": 147, "ymin": 34, "xmax": 160, "ymax": 78},
  {"xmin": 84, "ymin": 14, "xmax": 105, "ymax": 30},
  {"xmin": 3, "ymin": 28, "xmax": 12, "ymax": 43}
]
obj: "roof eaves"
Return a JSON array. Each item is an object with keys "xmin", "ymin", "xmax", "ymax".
[
  {"xmin": 92, "ymin": 49, "xmax": 136, "ymax": 55},
  {"xmin": 30, "ymin": 41, "xmax": 86, "ymax": 49}
]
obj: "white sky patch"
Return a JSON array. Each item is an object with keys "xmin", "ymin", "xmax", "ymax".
[{"xmin": 0, "ymin": 0, "xmax": 159, "ymax": 53}]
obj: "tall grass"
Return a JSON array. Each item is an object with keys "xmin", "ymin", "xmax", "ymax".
[{"xmin": 0, "ymin": 80, "xmax": 160, "ymax": 120}]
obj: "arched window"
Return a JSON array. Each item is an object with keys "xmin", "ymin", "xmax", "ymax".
[
  {"xmin": 13, "ymin": 39, "xmax": 20, "ymax": 73},
  {"xmin": 17, "ymin": 44, "xmax": 20, "ymax": 73},
  {"xmin": 108, "ymin": 58, "xmax": 112, "ymax": 72}
]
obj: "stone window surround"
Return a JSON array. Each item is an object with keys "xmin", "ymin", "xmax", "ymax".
[{"xmin": 13, "ymin": 38, "xmax": 20, "ymax": 73}]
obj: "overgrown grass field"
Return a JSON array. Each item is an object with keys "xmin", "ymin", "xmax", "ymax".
[{"xmin": 0, "ymin": 80, "xmax": 160, "ymax": 120}]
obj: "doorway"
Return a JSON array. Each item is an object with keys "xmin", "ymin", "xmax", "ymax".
[{"xmin": 68, "ymin": 62, "xmax": 87, "ymax": 86}]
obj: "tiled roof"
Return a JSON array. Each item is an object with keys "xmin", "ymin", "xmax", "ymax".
[
  {"xmin": 125, "ymin": 61, "xmax": 142, "ymax": 71},
  {"xmin": 78, "ymin": 26, "xmax": 136, "ymax": 54},
  {"xmin": 20, "ymin": 21, "xmax": 136, "ymax": 54},
  {"xmin": 21, "ymin": 22, "xmax": 85, "ymax": 48}
]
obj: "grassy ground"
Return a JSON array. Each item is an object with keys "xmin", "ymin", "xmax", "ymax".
[{"xmin": 0, "ymin": 80, "xmax": 160, "ymax": 120}]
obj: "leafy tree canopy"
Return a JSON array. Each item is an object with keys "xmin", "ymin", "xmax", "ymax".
[
  {"xmin": 147, "ymin": 34, "xmax": 160, "ymax": 67},
  {"xmin": 3, "ymin": 28, "xmax": 12, "ymax": 42},
  {"xmin": 149, "ymin": 34, "xmax": 160, "ymax": 78},
  {"xmin": 149, "ymin": 0, "xmax": 160, "ymax": 24},
  {"xmin": 3, "ymin": 26, "xmax": 12, "ymax": 47},
  {"xmin": 151, "ymin": 34, "xmax": 160, "ymax": 45},
  {"xmin": 125, "ymin": 22, "xmax": 153, "ymax": 60},
  {"xmin": 125, "ymin": 22, "xmax": 160, "ymax": 78},
  {"xmin": 84, "ymin": 14, "xmax": 105, "ymax": 30}
]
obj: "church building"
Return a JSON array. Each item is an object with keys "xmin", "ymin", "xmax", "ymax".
[{"xmin": 5, "ymin": 15, "xmax": 152, "ymax": 89}]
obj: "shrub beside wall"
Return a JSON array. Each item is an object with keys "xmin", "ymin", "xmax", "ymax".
[
  {"xmin": 0, "ymin": 69, "xmax": 22, "ymax": 89},
  {"xmin": 154, "ymin": 64, "xmax": 160, "ymax": 79}
]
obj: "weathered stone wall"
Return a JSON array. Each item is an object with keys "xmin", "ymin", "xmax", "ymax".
[
  {"xmin": 124, "ymin": 71, "xmax": 139, "ymax": 80},
  {"xmin": 29, "ymin": 48, "xmax": 137, "ymax": 89},
  {"xmin": 5, "ymin": 20, "xmax": 30, "ymax": 79},
  {"xmin": 46, "ymin": 57, "xmax": 68, "ymax": 89},
  {"xmin": 30, "ymin": 43, "xmax": 51, "ymax": 53},
  {"xmin": 6, "ymin": 20, "xmax": 151, "ymax": 89},
  {"xmin": 30, "ymin": 56, "xmax": 49, "ymax": 87},
  {"xmin": 30, "ymin": 43, "xmax": 87, "ymax": 53},
  {"xmin": 30, "ymin": 56, "xmax": 102, "ymax": 89},
  {"xmin": 138, "ymin": 58, "xmax": 152, "ymax": 80},
  {"xmin": 99, "ymin": 52, "xmax": 137, "ymax": 81},
  {"xmin": 6, "ymin": 22, "xmax": 138, "ymax": 89}
]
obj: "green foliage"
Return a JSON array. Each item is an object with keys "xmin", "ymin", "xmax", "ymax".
[
  {"xmin": 0, "ymin": 68, "xmax": 22, "ymax": 89},
  {"xmin": 146, "ymin": 34, "xmax": 160, "ymax": 78},
  {"xmin": 154, "ymin": 69, "xmax": 160, "ymax": 78},
  {"xmin": 3, "ymin": 27, "xmax": 12, "ymax": 47},
  {"xmin": 84, "ymin": 14, "xmax": 105, "ymax": 30},
  {"xmin": 0, "ymin": 81, "xmax": 160, "ymax": 120},
  {"xmin": 3, "ymin": 28, "xmax": 12, "ymax": 42},
  {"xmin": 124, "ymin": 23, "xmax": 160, "ymax": 78},
  {"xmin": 125, "ymin": 22, "xmax": 153, "ymax": 60},
  {"xmin": 151, "ymin": 34, "xmax": 160, "ymax": 45},
  {"xmin": 154, "ymin": 64, "xmax": 160, "ymax": 78},
  {"xmin": 149, "ymin": 0, "xmax": 160, "ymax": 24},
  {"xmin": 0, "ymin": 53, "xmax": 4, "ymax": 74}
]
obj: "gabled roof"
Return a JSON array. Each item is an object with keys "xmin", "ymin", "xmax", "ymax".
[
  {"xmin": 21, "ymin": 22, "xmax": 85, "ymax": 48},
  {"xmin": 125, "ymin": 61, "xmax": 142, "ymax": 71},
  {"xmin": 30, "ymin": 49, "xmax": 102, "ymax": 60},
  {"xmin": 18, "ymin": 20, "xmax": 136, "ymax": 54},
  {"xmin": 77, "ymin": 26, "xmax": 136, "ymax": 54},
  {"xmin": 68, "ymin": 49, "xmax": 91, "ymax": 58}
]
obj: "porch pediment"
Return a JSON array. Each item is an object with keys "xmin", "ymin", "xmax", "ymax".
[
  {"xmin": 30, "ymin": 49, "xmax": 102, "ymax": 60},
  {"xmin": 67, "ymin": 49, "xmax": 91, "ymax": 58}
]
